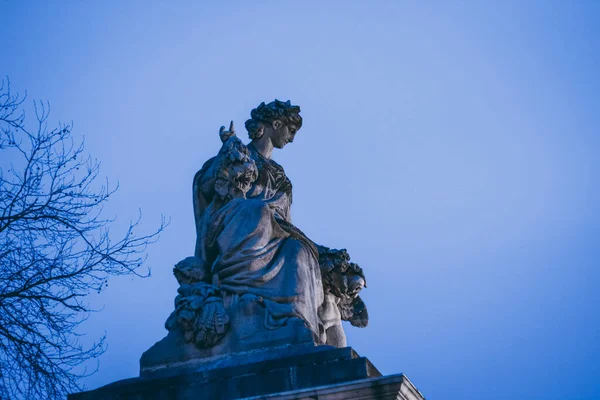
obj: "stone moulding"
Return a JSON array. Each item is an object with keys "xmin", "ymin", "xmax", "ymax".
[
  {"xmin": 245, "ymin": 374, "xmax": 425, "ymax": 400},
  {"xmin": 68, "ymin": 346, "xmax": 425, "ymax": 400}
]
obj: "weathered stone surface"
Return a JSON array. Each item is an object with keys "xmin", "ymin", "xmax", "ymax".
[
  {"xmin": 140, "ymin": 317, "xmax": 315, "ymax": 376},
  {"xmin": 69, "ymin": 346, "xmax": 395, "ymax": 400},
  {"xmin": 163, "ymin": 100, "xmax": 368, "ymax": 360},
  {"xmin": 137, "ymin": 100, "xmax": 373, "ymax": 374},
  {"xmin": 246, "ymin": 374, "xmax": 425, "ymax": 400},
  {"xmin": 68, "ymin": 101, "xmax": 427, "ymax": 400},
  {"xmin": 246, "ymin": 375, "xmax": 425, "ymax": 400}
]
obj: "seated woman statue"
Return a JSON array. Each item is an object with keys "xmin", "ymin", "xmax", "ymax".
[
  {"xmin": 192, "ymin": 100, "xmax": 324, "ymax": 342},
  {"xmin": 141, "ymin": 101, "xmax": 367, "ymax": 372}
]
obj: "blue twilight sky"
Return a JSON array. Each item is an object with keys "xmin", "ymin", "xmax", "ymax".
[{"xmin": 2, "ymin": 1, "xmax": 600, "ymax": 399}]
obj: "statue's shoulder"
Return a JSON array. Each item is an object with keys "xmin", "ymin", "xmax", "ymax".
[
  {"xmin": 193, "ymin": 155, "xmax": 223, "ymax": 194},
  {"xmin": 267, "ymin": 157, "xmax": 285, "ymax": 172},
  {"xmin": 192, "ymin": 156, "xmax": 219, "ymax": 223},
  {"xmin": 194, "ymin": 156, "xmax": 217, "ymax": 181}
]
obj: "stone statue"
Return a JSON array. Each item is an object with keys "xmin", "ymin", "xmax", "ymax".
[{"xmin": 142, "ymin": 101, "xmax": 368, "ymax": 372}]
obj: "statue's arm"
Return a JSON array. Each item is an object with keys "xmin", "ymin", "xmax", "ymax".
[
  {"xmin": 193, "ymin": 158, "xmax": 216, "ymax": 218},
  {"xmin": 193, "ymin": 157, "xmax": 217, "ymax": 259}
]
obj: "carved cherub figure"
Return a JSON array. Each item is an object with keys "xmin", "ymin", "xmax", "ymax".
[
  {"xmin": 317, "ymin": 246, "xmax": 368, "ymax": 347},
  {"xmin": 213, "ymin": 121, "xmax": 258, "ymax": 202}
]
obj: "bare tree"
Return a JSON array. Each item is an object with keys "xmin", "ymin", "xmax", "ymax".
[{"xmin": 0, "ymin": 79, "xmax": 166, "ymax": 399}]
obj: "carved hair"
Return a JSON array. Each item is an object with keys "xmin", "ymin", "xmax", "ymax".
[{"xmin": 245, "ymin": 100, "xmax": 303, "ymax": 139}]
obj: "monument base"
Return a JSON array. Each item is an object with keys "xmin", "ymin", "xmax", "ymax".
[{"xmin": 68, "ymin": 345, "xmax": 424, "ymax": 400}]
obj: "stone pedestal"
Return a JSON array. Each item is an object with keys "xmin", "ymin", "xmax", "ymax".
[{"xmin": 68, "ymin": 345, "xmax": 425, "ymax": 400}]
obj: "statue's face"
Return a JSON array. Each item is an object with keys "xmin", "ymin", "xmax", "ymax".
[
  {"xmin": 271, "ymin": 124, "xmax": 298, "ymax": 149},
  {"xmin": 346, "ymin": 276, "xmax": 365, "ymax": 298}
]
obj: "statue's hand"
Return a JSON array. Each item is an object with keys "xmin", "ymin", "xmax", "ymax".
[{"xmin": 219, "ymin": 120, "xmax": 236, "ymax": 143}]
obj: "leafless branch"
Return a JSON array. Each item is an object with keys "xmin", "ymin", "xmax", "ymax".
[{"xmin": 0, "ymin": 78, "xmax": 167, "ymax": 399}]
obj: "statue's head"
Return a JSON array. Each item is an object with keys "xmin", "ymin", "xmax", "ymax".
[
  {"xmin": 318, "ymin": 247, "xmax": 367, "ymax": 300},
  {"xmin": 245, "ymin": 100, "xmax": 302, "ymax": 148}
]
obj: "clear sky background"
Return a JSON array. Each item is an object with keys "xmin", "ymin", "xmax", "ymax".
[{"xmin": 2, "ymin": 1, "xmax": 600, "ymax": 399}]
